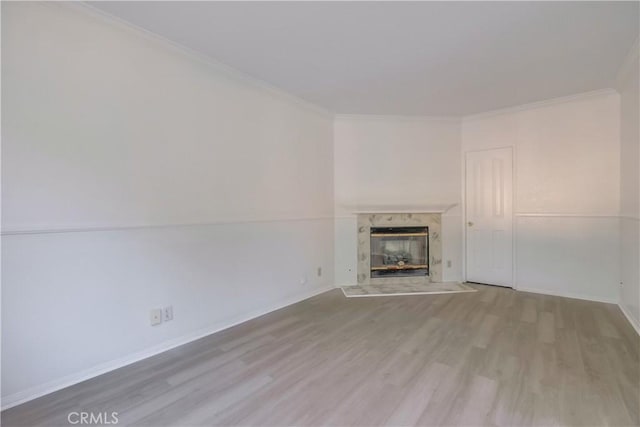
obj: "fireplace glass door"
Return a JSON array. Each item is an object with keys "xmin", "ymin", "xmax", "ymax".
[{"xmin": 370, "ymin": 226, "xmax": 429, "ymax": 277}]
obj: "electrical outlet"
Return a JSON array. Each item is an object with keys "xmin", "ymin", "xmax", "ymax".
[
  {"xmin": 150, "ymin": 309, "xmax": 162, "ymax": 326},
  {"xmin": 447, "ymin": 260, "xmax": 452, "ymax": 268},
  {"xmin": 163, "ymin": 306, "xmax": 173, "ymax": 321},
  {"xmin": 317, "ymin": 267, "xmax": 322, "ymax": 277},
  {"xmin": 300, "ymin": 275, "xmax": 308, "ymax": 285}
]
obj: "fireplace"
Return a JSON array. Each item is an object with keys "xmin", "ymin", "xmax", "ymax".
[
  {"xmin": 357, "ymin": 212, "xmax": 443, "ymax": 285},
  {"xmin": 370, "ymin": 226, "xmax": 429, "ymax": 278}
]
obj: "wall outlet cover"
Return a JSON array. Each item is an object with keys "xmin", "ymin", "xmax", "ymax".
[
  {"xmin": 163, "ymin": 306, "xmax": 173, "ymax": 321},
  {"xmin": 150, "ymin": 309, "xmax": 162, "ymax": 326}
]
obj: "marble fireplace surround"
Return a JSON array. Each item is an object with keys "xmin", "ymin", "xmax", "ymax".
[{"xmin": 357, "ymin": 212, "xmax": 443, "ymax": 285}]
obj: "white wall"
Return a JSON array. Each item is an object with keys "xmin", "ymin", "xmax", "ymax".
[
  {"xmin": 462, "ymin": 91, "xmax": 621, "ymax": 302},
  {"xmin": 333, "ymin": 116, "xmax": 462, "ymax": 284},
  {"xmin": 618, "ymin": 41, "xmax": 640, "ymax": 332},
  {"xmin": 2, "ymin": 1, "xmax": 635, "ymax": 411},
  {"xmin": 1, "ymin": 2, "xmax": 334, "ymax": 407},
  {"xmin": 333, "ymin": 93, "xmax": 623, "ymax": 300}
]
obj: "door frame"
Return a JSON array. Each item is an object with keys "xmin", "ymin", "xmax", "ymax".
[{"xmin": 461, "ymin": 146, "xmax": 516, "ymax": 288}]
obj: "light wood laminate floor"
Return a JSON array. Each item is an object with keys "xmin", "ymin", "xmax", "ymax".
[{"xmin": 3, "ymin": 285, "xmax": 639, "ymax": 426}]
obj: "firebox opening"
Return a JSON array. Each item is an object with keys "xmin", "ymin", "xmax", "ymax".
[{"xmin": 370, "ymin": 226, "xmax": 429, "ymax": 278}]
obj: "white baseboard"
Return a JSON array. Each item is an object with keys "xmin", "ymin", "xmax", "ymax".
[
  {"xmin": 618, "ymin": 302, "xmax": 640, "ymax": 336},
  {"xmin": 1, "ymin": 285, "xmax": 335, "ymax": 411},
  {"xmin": 516, "ymin": 286, "xmax": 619, "ymax": 304}
]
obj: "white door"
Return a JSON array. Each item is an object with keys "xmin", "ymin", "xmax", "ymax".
[{"xmin": 465, "ymin": 148, "xmax": 513, "ymax": 287}]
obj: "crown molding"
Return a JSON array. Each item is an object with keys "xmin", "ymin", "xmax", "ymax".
[
  {"xmin": 462, "ymin": 88, "xmax": 618, "ymax": 123},
  {"xmin": 616, "ymin": 37, "xmax": 640, "ymax": 90},
  {"xmin": 65, "ymin": 2, "xmax": 333, "ymax": 119},
  {"xmin": 334, "ymin": 114, "xmax": 460, "ymax": 123}
]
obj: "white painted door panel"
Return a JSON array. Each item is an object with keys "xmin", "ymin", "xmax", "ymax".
[{"xmin": 465, "ymin": 148, "xmax": 513, "ymax": 287}]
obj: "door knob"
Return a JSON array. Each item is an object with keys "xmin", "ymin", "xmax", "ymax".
[{"xmin": 468, "ymin": 221, "xmax": 474, "ymax": 227}]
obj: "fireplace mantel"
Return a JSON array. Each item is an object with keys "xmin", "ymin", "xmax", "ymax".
[{"xmin": 345, "ymin": 203, "xmax": 457, "ymax": 214}]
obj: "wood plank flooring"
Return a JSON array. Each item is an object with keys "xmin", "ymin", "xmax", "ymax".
[{"xmin": 3, "ymin": 285, "xmax": 639, "ymax": 426}]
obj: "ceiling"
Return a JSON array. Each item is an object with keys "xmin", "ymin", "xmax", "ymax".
[{"xmin": 91, "ymin": 1, "xmax": 638, "ymax": 116}]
